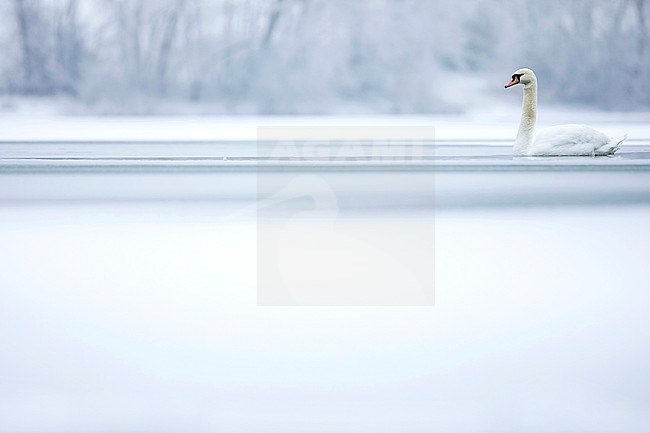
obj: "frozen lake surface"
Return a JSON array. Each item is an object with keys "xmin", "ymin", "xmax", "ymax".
[
  {"xmin": 1, "ymin": 128, "xmax": 650, "ymax": 431},
  {"xmin": 1, "ymin": 140, "xmax": 649, "ymax": 208}
]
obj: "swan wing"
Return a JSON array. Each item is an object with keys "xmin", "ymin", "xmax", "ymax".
[{"xmin": 532, "ymin": 124, "xmax": 610, "ymax": 156}]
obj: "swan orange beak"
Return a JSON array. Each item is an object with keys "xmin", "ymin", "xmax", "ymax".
[{"xmin": 505, "ymin": 76, "xmax": 520, "ymax": 88}]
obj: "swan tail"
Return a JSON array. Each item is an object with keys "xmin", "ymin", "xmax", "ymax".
[{"xmin": 597, "ymin": 134, "xmax": 627, "ymax": 155}]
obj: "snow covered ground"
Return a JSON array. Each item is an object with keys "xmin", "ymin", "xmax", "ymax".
[
  {"xmin": 0, "ymin": 202, "xmax": 649, "ymax": 432},
  {"xmin": 0, "ymin": 110, "xmax": 646, "ymax": 143}
]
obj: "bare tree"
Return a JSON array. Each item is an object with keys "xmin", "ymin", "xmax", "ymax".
[
  {"xmin": 3, "ymin": 0, "xmax": 650, "ymax": 112},
  {"xmin": 54, "ymin": 0, "xmax": 83, "ymax": 95},
  {"xmin": 157, "ymin": 1, "xmax": 187, "ymax": 94},
  {"xmin": 261, "ymin": 0, "xmax": 284, "ymax": 49},
  {"xmin": 14, "ymin": 0, "xmax": 53, "ymax": 94}
]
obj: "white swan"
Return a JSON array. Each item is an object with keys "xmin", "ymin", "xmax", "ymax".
[{"xmin": 505, "ymin": 68, "xmax": 626, "ymax": 156}]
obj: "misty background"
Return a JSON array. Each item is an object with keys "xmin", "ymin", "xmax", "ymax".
[{"xmin": 0, "ymin": 0, "xmax": 649, "ymax": 115}]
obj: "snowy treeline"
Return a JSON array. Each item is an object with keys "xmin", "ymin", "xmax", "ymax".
[{"xmin": 0, "ymin": 0, "xmax": 648, "ymax": 113}]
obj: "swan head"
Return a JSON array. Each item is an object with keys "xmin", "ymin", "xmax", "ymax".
[{"xmin": 505, "ymin": 68, "xmax": 537, "ymax": 89}]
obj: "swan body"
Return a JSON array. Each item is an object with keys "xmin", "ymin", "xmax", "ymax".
[
  {"xmin": 505, "ymin": 68, "xmax": 626, "ymax": 156},
  {"xmin": 533, "ymin": 124, "xmax": 624, "ymax": 156}
]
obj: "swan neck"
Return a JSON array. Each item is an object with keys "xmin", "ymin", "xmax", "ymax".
[{"xmin": 514, "ymin": 83, "xmax": 537, "ymax": 155}]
